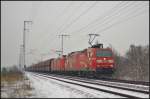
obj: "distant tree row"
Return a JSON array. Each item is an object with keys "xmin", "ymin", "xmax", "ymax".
[
  {"xmin": 1, "ymin": 65, "xmax": 21, "ymax": 74},
  {"xmin": 112, "ymin": 44, "xmax": 149, "ymax": 81}
]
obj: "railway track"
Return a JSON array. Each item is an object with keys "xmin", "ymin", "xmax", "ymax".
[
  {"xmin": 97, "ymin": 77, "xmax": 149, "ymax": 86},
  {"xmin": 29, "ymin": 72, "xmax": 149, "ymax": 98},
  {"xmin": 42, "ymin": 73, "xmax": 149, "ymax": 94}
]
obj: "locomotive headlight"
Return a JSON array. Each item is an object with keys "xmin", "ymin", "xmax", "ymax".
[
  {"xmin": 108, "ymin": 60, "xmax": 114, "ymax": 63},
  {"xmin": 96, "ymin": 60, "xmax": 103, "ymax": 63}
]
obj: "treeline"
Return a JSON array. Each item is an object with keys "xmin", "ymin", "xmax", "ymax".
[
  {"xmin": 112, "ymin": 44, "xmax": 149, "ymax": 82},
  {"xmin": 1, "ymin": 65, "xmax": 25, "ymax": 85},
  {"xmin": 1, "ymin": 65, "xmax": 22, "ymax": 75}
]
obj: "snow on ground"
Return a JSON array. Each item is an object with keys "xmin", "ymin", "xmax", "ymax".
[
  {"xmin": 1, "ymin": 79, "xmax": 33, "ymax": 98},
  {"xmin": 37, "ymin": 73, "xmax": 149, "ymax": 98},
  {"xmin": 25, "ymin": 72, "xmax": 124, "ymax": 98},
  {"xmin": 26, "ymin": 72, "xmax": 94, "ymax": 98}
]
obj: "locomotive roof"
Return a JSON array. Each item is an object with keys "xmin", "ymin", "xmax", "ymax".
[{"xmin": 68, "ymin": 48, "xmax": 87, "ymax": 56}]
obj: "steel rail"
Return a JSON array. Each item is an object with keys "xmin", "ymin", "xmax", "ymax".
[
  {"xmin": 46, "ymin": 74, "xmax": 149, "ymax": 94},
  {"xmin": 31, "ymin": 72, "xmax": 149, "ymax": 98},
  {"xmin": 40, "ymin": 72, "xmax": 149, "ymax": 93}
]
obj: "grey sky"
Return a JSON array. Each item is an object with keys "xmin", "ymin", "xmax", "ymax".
[{"xmin": 1, "ymin": 1, "xmax": 149, "ymax": 67}]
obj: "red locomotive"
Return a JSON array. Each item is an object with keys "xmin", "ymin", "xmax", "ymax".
[{"xmin": 26, "ymin": 43, "xmax": 115, "ymax": 76}]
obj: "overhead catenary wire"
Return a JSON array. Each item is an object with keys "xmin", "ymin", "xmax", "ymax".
[
  {"xmin": 78, "ymin": 1, "xmax": 134, "ymax": 34},
  {"xmin": 42, "ymin": 2, "xmax": 85, "ymax": 49},
  {"xmin": 28, "ymin": 1, "xmax": 148, "ymax": 65},
  {"xmin": 27, "ymin": 2, "xmax": 41, "ymax": 55},
  {"xmin": 33, "ymin": 1, "xmax": 100, "ymax": 56},
  {"xmin": 68, "ymin": 1, "xmax": 129, "ymax": 39},
  {"xmin": 71, "ymin": 1, "xmax": 148, "ymax": 46},
  {"xmin": 72, "ymin": 1, "xmax": 146, "ymax": 36},
  {"xmin": 27, "ymin": 2, "xmax": 44, "ymax": 63},
  {"xmin": 71, "ymin": 1, "xmax": 125, "ymax": 34},
  {"xmin": 79, "ymin": 1, "xmax": 148, "ymax": 35},
  {"xmin": 42, "ymin": 1, "xmax": 74, "ymax": 36},
  {"xmin": 95, "ymin": 3, "xmax": 149, "ymax": 34},
  {"xmin": 42, "ymin": 1, "xmax": 98, "ymax": 53},
  {"xmin": 51, "ymin": 1, "xmax": 99, "ymax": 55},
  {"xmin": 31, "ymin": 1, "xmax": 137, "ymax": 48},
  {"xmin": 33, "ymin": 1, "xmax": 74, "ymax": 47},
  {"xmin": 55, "ymin": 1, "xmax": 85, "ymax": 35},
  {"xmin": 59, "ymin": 1, "xmax": 98, "ymax": 33},
  {"xmin": 39, "ymin": 2, "xmax": 86, "ymax": 54},
  {"xmin": 82, "ymin": 1, "xmax": 146, "ymax": 34},
  {"xmin": 49, "ymin": 1, "xmax": 139, "ymax": 55},
  {"xmin": 53, "ymin": 2, "xmax": 86, "ymax": 55}
]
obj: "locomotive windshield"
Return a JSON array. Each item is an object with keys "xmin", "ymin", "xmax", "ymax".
[{"xmin": 96, "ymin": 50, "xmax": 112, "ymax": 57}]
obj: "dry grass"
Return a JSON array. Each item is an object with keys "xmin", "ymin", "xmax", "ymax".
[
  {"xmin": 1, "ymin": 71, "xmax": 34, "ymax": 98},
  {"xmin": 1, "ymin": 72, "xmax": 24, "ymax": 83}
]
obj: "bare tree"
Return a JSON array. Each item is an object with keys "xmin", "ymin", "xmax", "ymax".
[
  {"xmin": 110, "ymin": 44, "xmax": 149, "ymax": 81},
  {"xmin": 126, "ymin": 45, "xmax": 149, "ymax": 81}
]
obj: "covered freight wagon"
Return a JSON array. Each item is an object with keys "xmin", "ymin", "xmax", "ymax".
[{"xmin": 51, "ymin": 56, "xmax": 66, "ymax": 72}]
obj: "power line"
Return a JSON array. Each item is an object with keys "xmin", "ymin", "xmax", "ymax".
[
  {"xmin": 68, "ymin": 1, "xmax": 128, "ymax": 43},
  {"xmin": 28, "ymin": 1, "xmax": 148, "ymax": 64},
  {"xmin": 59, "ymin": 1, "xmax": 98, "ymax": 33},
  {"xmin": 56, "ymin": 1, "xmax": 85, "ymax": 35},
  {"xmin": 86, "ymin": 1, "xmax": 143, "ymax": 33},
  {"xmin": 37, "ymin": 1, "xmax": 75, "ymax": 50},
  {"xmin": 71, "ymin": 1, "xmax": 148, "ymax": 46},
  {"xmin": 31, "ymin": 1, "xmax": 97, "ymax": 58},
  {"xmin": 95, "ymin": 4, "xmax": 148, "ymax": 34},
  {"xmin": 71, "ymin": 1, "xmax": 125, "ymax": 34},
  {"xmin": 38, "ymin": 2, "xmax": 84, "ymax": 55},
  {"xmin": 43, "ymin": 1, "xmax": 74, "ymax": 34},
  {"xmin": 80, "ymin": 1, "xmax": 148, "ymax": 34},
  {"xmin": 90, "ymin": 1, "xmax": 136, "ymax": 32},
  {"xmin": 55, "ymin": 0, "xmax": 124, "ymax": 53},
  {"xmin": 54, "ymin": 2, "xmax": 146, "ymax": 49},
  {"xmin": 72, "ymin": 1, "xmax": 145, "ymax": 36},
  {"xmin": 41, "ymin": 2, "xmax": 84, "ymax": 51},
  {"xmin": 48, "ymin": 1, "xmax": 98, "ymax": 54},
  {"xmin": 30, "ymin": 2, "xmax": 80, "ymax": 63}
]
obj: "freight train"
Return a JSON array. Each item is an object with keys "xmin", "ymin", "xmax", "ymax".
[{"xmin": 26, "ymin": 43, "xmax": 115, "ymax": 77}]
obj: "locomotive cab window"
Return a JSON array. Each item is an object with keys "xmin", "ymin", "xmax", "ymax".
[{"xmin": 96, "ymin": 50, "xmax": 112, "ymax": 57}]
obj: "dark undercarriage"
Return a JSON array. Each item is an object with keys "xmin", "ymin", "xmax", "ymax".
[{"xmin": 31, "ymin": 67, "xmax": 114, "ymax": 78}]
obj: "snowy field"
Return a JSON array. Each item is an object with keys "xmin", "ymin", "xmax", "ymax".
[{"xmin": 25, "ymin": 72, "xmax": 125, "ymax": 98}]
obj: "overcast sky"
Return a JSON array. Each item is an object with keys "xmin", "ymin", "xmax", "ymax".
[{"xmin": 1, "ymin": 1, "xmax": 149, "ymax": 67}]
